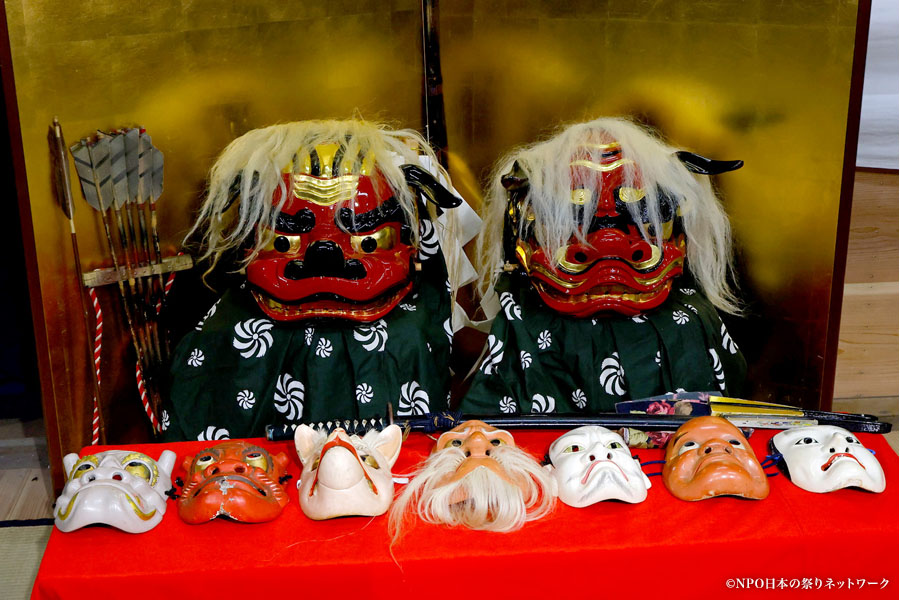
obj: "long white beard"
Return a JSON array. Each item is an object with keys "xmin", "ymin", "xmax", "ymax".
[{"xmin": 390, "ymin": 444, "xmax": 554, "ymax": 537}]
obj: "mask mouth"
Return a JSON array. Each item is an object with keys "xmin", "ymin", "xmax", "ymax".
[
  {"xmin": 251, "ymin": 281, "xmax": 412, "ymax": 322},
  {"xmin": 581, "ymin": 459, "xmax": 629, "ymax": 485},
  {"xmin": 821, "ymin": 453, "xmax": 865, "ymax": 472},
  {"xmin": 194, "ymin": 474, "xmax": 268, "ymax": 498}
]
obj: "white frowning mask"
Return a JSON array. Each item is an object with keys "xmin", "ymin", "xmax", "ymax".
[
  {"xmin": 547, "ymin": 426, "xmax": 651, "ymax": 506},
  {"xmin": 55, "ymin": 449, "xmax": 176, "ymax": 533},
  {"xmin": 294, "ymin": 425, "xmax": 403, "ymax": 520},
  {"xmin": 771, "ymin": 426, "xmax": 886, "ymax": 494}
]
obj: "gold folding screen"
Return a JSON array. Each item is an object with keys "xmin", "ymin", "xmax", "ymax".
[{"xmin": 3, "ymin": 0, "xmax": 864, "ymax": 486}]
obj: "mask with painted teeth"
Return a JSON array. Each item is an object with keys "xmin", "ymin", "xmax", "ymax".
[
  {"xmin": 55, "ymin": 449, "xmax": 176, "ymax": 533},
  {"xmin": 770, "ymin": 425, "xmax": 886, "ymax": 494},
  {"xmin": 177, "ymin": 441, "xmax": 290, "ymax": 523}
]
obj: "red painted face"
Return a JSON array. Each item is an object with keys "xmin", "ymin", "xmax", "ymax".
[
  {"xmin": 178, "ymin": 441, "xmax": 290, "ymax": 524},
  {"xmin": 246, "ymin": 160, "xmax": 415, "ymax": 322},
  {"xmin": 515, "ymin": 141, "xmax": 685, "ymax": 317}
]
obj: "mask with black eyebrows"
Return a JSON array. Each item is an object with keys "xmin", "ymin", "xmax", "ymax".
[
  {"xmin": 770, "ymin": 426, "xmax": 886, "ymax": 494},
  {"xmin": 246, "ymin": 143, "xmax": 416, "ymax": 322}
]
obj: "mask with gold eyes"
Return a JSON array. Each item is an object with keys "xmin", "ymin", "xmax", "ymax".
[
  {"xmin": 177, "ymin": 441, "xmax": 291, "ymax": 524},
  {"xmin": 501, "ymin": 125, "xmax": 742, "ymax": 318},
  {"xmin": 546, "ymin": 426, "xmax": 651, "ymax": 507},
  {"xmin": 294, "ymin": 424, "xmax": 403, "ymax": 520},
  {"xmin": 245, "ymin": 142, "xmax": 460, "ymax": 323},
  {"xmin": 662, "ymin": 416, "xmax": 769, "ymax": 501},
  {"xmin": 54, "ymin": 449, "xmax": 176, "ymax": 533}
]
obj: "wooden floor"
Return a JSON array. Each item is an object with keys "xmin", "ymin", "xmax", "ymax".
[{"xmin": 0, "ymin": 170, "xmax": 897, "ymax": 522}]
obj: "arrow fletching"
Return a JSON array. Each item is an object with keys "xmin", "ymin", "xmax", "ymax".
[
  {"xmin": 108, "ymin": 133, "xmax": 129, "ymax": 209},
  {"xmin": 149, "ymin": 143, "xmax": 164, "ymax": 203},
  {"xmin": 50, "ymin": 119, "xmax": 74, "ymax": 219},
  {"xmin": 137, "ymin": 130, "xmax": 152, "ymax": 205},
  {"xmin": 87, "ymin": 136, "xmax": 114, "ymax": 211},
  {"xmin": 70, "ymin": 140, "xmax": 104, "ymax": 211},
  {"xmin": 124, "ymin": 128, "xmax": 140, "ymax": 203}
]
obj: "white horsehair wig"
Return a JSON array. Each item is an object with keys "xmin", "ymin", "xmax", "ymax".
[
  {"xmin": 187, "ymin": 120, "xmax": 448, "ymax": 278},
  {"xmin": 475, "ymin": 117, "xmax": 742, "ymax": 314},
  {"xmin": 389, "ymin": 443, "xmax": 555, "ymax": 540}
]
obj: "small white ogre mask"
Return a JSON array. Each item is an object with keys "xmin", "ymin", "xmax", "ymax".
[
  {"xmin": 771, "ymin": 426, "xmax": 886, "ymax": 494},
  {"xmin": 294, "ymin": 425, "xmax": 403, "ymax": 520},
  {"xmin": 547, "ymin": 426, "xmax": 651, "ymax": 506},
  {"xmin": 55, "ymin": 449, "xmax": 176, "ymax": 533}
]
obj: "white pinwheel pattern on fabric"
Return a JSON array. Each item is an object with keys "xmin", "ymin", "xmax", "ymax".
[
  {"xmin": 721, "ymin": 323, "xmax": 739, "ymax": 355},
  {"xmin": 572, "ymin": 389, "xmax": 587, "ymax": 409},
  {"xmin": 685, "ymin": 304, "xmax": 698, "ymax": 314},
  {"xmin": 198, "ymin": 426, "xmax": 230, "ymax": 441},
  {"xmin": 672, "ymin": 310, "xmax": 690, "ymax": 325},
  {"xmin": 304, "ymin": 326, "xmax": 315, "ymax": 346},
  {"xmin": 187, "ymin": 349, "xmax": 205, "ymax": 367},
  {"xmin": 397, "ymin": 381, "xmax": 430, "ymax": 416},
  {"xmin": 531, "ymin": 394, "xmax": 556, "ymax": 414},
  {"xmin": 353, "ymin": 319, "xmax": 388, "ymax": 352},
  {"xmin": 537, "ymin": 330, "xmax": 552, "ymax": 350},
  {"xmin": 655, "ymin": 350, "xmax": 662, "ymax": 366},
  {"xmin": 709, "ymin": 348, "xmax": 726, "ymax": 392},
  {"xmin": 599, "ymin": 352, "xmax": 627, "ymax": 396},
  {"xmin": 236, "ymin": 390, "xmax": 256, "ymax": 410},
  {"xmin": 442, "ymin": 318, "xmax": 453, "ymax": 343},
  {"xmin": 399, "ymin": 303, "xmax": 417, "ymax": 311},
  {"xmin": 499, "ymin": 292, "xmax": 523, "ymax": 320},
  {"xmin": 195, "ymin": 299, "xmax": 220, "ymax": 331},
  {"xmin": 499, "ymin": 396, "xmax": 516, "ymax": 414},
  {"xmin": 315, "ymin": 338, "xmax": 333, "ymax": 358},
  {"xmin": 233, "ymin": 318, "xmax": 274, "ymax": 358},
  {"xmin": 161, "ymin": 410, "xmax": 170, "ymax": 431},
  {"xmin": 680, "ymin": 287, "xmax": 696, "ymax": 295},
  {"xmin": 274, "ymin": 373, "xmax": 305, "ymax": 421},
  {"xmin": 417, "ymin": 220, "xmax": 439, "ymax": 261},
  {"xmin": 480, "ymin": 335, "xmax": 504, "ymax": 375},
  {"xmin": 356, "ymin": 383, "xmax": 374, "ymax": 404},
  {"xmin": 520, "ymin": 351, "xmax": 532, "ymax": 369},
  {"xmin": 631, "ymin": 314, "xmax": 647, "ymax": 324}
]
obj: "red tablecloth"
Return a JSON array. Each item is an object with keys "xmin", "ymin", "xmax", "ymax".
[{"xmin": 32, "ymin": 429, "xmax": 898, "ymax": 599}]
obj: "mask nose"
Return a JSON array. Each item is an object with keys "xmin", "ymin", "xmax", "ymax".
[
  {"xmin": 826, "ymin": 433, "xmax": 850, "ymax": 454},
  {"xmin": 302, "ymin": 240, "xmax": 345, "ymax": 276},
  {"xmin": 461, "ymin": 432, "xmax": 493, "ymax": 458},
  {"xmin": 204, "ymin": 459, "xmax": 248, "ymax": 477},
  {"xmin": 700, "ymin": 439, "xmax": 733, "ymax": 456}
]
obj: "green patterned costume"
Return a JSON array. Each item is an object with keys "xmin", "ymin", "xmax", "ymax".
[
  {"xmin": 163, "ymin": 254, "xmax": 452, "ymax": 442},
  {"xmin": 460, "ymin": 273, "xmax": 746, "ymax": 415}
]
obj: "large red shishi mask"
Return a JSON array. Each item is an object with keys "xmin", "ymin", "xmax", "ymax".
[
  {"xmin": 178, "ymin": 441, "xmax": 290, "ymax": 524},
  {"xmin": 507, "ymin": 140, "xmax": 684, "ymax": 318},
  {"xmin": 246, "ymin": 143, "xmax": 416, "ymax": 322}
]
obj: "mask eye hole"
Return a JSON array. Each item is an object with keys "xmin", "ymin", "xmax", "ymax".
[
  {"xmin": 563, "ymin": 444, "xmax": 582, "ymax": 453},
  {"xmin": 244, "ymin": 451, "xmax": 268, "ymax": 471},
  {"xmin": 350, "ymin": 227, "xmax": 395, "ymax": 253},
  {"xmin": 360, "ymin": 237, "xmax": 378, "ymax": 253},
  {"xmin": 728, "ymin": 439, "xmax": 744, "ymax": 449},
  {"xmin": 446, "ymin": 439, "xmax": 463, "ymax": 449},
  {"xmin": 194, "ymin": 455, "xmax": 215, "ymax": 472},
  {"xmin": 795, "ymin": 437, "xmax": 818, "ymax": 446},
  {"xmin": 846, "ymin": 436, "xmax": 861, "ymax": 445},
  {"xmin": 75, "ymin": 463, "xmax": 95, "ymax": 475},
  {"xmin": 490, "ymin": 438, "xmax": 504, "ymax": 446},
  {"xmin": 677, "ymin": 440, "xmax": 698, "ymax": 455},
  {"xmin": 362, "ymin": 455, "xmax": 379, "ymax": 469},
  {"xmin": 124, "ymin": 461, "xmax": 152, "ymax": 481},
  {"xmin": 607, "ymin": 441, "xmax": 623, "ymax": 450}
]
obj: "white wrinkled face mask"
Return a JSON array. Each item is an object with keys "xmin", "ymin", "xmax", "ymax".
[
  {"xmin": 547, "ymin": 426, "xmax": 651, "ymax": 507},
  {"xmin": 771, "ymin": 426, "xmax": 885, "ymax": 494},
  {"xmin": 295, "ymin": 424, "xmax": 402, "ymax": 520},
  {"xmin": 55, "ymin": 449, "xmax": 176, "ymax": 533}
]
